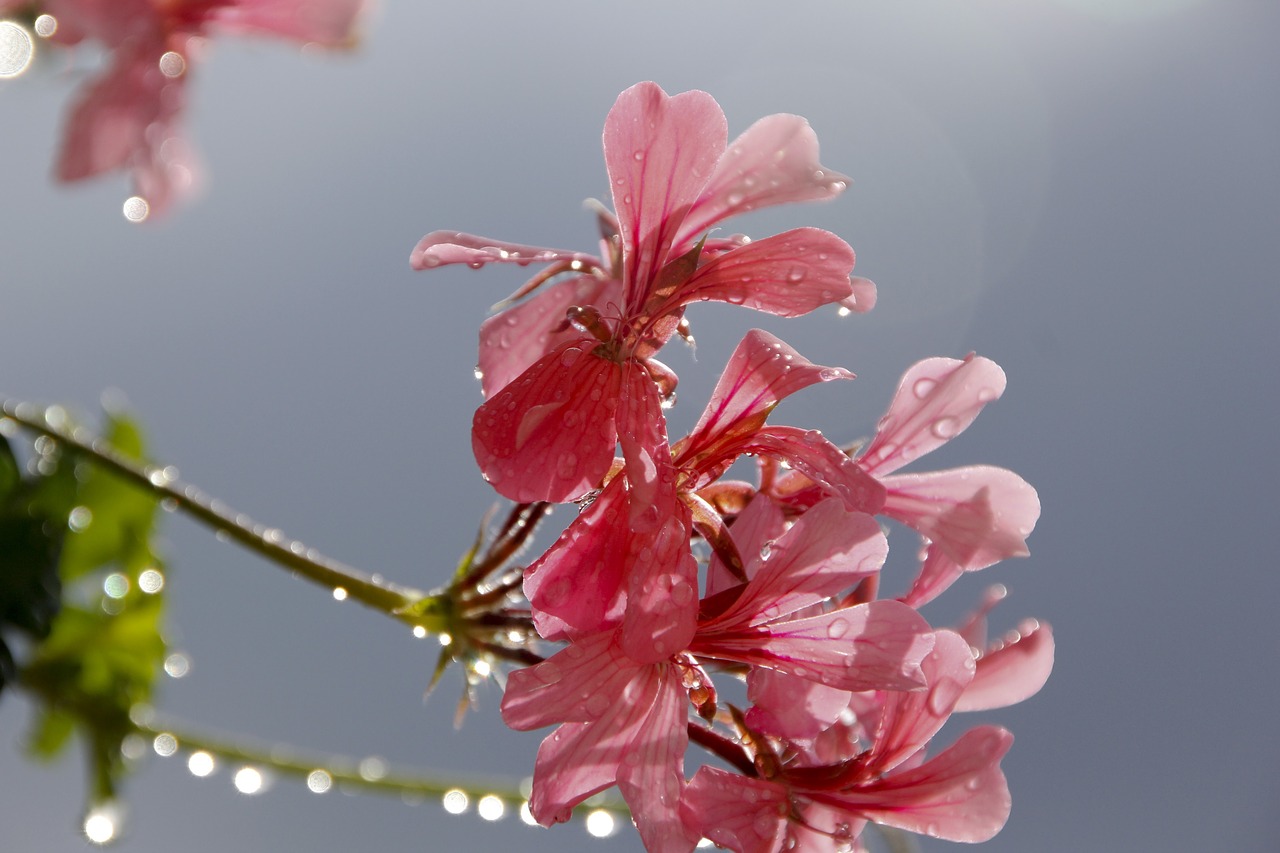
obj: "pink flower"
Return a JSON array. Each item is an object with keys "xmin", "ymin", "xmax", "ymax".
[
  {"xmin": 413, "ymin": 82, "xmax": 871, "ymax": 503},
  {"xmin": 522, "ymin": 330, "xmax": 882, "ymax": 661},
  {"xmin": 43, "ymin": 0, "xmax": 366, "ymax": 216},
  {"xmin": 682, "ymin": 632, "xmax": 1015, "ymax": 850}
]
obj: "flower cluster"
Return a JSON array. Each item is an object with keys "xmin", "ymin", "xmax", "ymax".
[
  {"xmin": 1, "ymin": 0, "xmax": 367, "ymax": 218},
  {"xmin": 413, "ymin": 82, "xmax": 1050, "ymax": 852}
]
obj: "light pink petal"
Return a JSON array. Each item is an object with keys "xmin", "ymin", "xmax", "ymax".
[
  {"xmin": 859, "ymin": 355, "xmax": 1008, "ymax": 478},
  {"xmin": 746, "ymin": 669, "xmax": 853, "ymax": 740},
  {"xmin": 898, "ymin": 543, "xmax": 965, "ymax": 608},
  {"xmin": 673, "ymin": 228, "xmax": 855, "ymax": 317},
  {"xmin": 864, "ymin": 631, "xmax": 975, "ymax": 775},
  {"xmin": 747, "ymin": 427, "xmax": 886, "ymax": 514},
  {"xmin": 956, "ymin": 620, "xmax": 1054, "ymax": 712},
  {"xmin": 477, "ymin": 276, "xmax": 620, "ymax": 397},
  {"xmin": 830, "ymin": 726, "xmax": 1013, "ymax": 843},
  {"xmin": 410, "ymin": 230, "xmax": 601, "ymax": 272},
  {"xmin": 523, "ymin": 479, "xmax": 631, "ymax": 637},
  {"xmin": 678, "ymin": 330, "xmax": 853, "ymax": 482},
  {"xmin": 710, "ymin": 500, "xmax": 886, "ymax": 626},
  {"xmin": 683, "ymin": 767, "xmax": 789, "ymax": 853},
  {"xmin": 620, "ymin": 510, "xmax": 699, "ymax": 664},
  {"xmin": 705, "ymin": 493, "xmax": 786, "ymax": 597},
  {"xmin": 616, "ymin": 666, "xmax": 697, "ymax": 853},
  {"xmin": 700, "ymin": 602, "xmax": 933, "ymax": 693},
  {"xmin": 617, "ymin": 359, "xmax": 676, "ymax": 533},
  {"xmin": 679, "ymin": 113, "xmax": 849, "ymax": 243},
  {"xmin": 880, "ymin": 466, "xmax": 1040, "ymax": 570},
  {"xmin": 603, "ymin": 82, "xmax": 727, "ymax": 311},
  {"xmin": 472, "ymin": 342, "xmax": 621, "ymax": 502},
  {"xmin": 839, "ymin": 277, "xmax": 878, "ymax": 314}
]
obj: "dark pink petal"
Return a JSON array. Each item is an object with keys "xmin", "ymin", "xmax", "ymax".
[
  {"xmin": 472, "ymin": 342, "xmax": 622, "ymax": 502},
  {"xmin": 679, "ymin": 113, "xmax": 850, "ymax": 243},
  {"xmin": 747, "ymin": 427, "xmax": 886, "ymax": 514},
  {"xmin": 477, "ymin": 276, "xmax": 620, "ymax": 397},
  {"xmin": 603, "ymin": 82, "xmax": 727, "ymax": 311},
  {"xmin": 617, "ymin": 360, "xmax": 677, "ymax": 533},
  {"xmin": 699, "ymin": 602, "xmax": 933, "ymax": 693},
  {"xmin": 828, "ymin": 726, "xmax": 1013, "ymax": 843},
  {"xmin": 746, "ymin": 669, "xmax": 853, "ymax": 740},
  {"xmin": 863, "ymin": 631, "xmax": 975, "ymax": 775},
  {"xmin": 211, "ymin": 0, "xmax": 367, "ymax": 45},
  {"xmin": 410, "ymin": 230, "xmax": 601, "ymax": 272},
  {"xmin": 523, "ymin": 479, "xmax": 631, "ymax": 638},
  {"xmin": 711, "ymin": 500, "xmax": 886, "ymax": 626},
  {"xmin": 683, "ymin": 767, "xmax": 789, "ymax": 853},
  {"xmin": 679, "ymin": 330, "xmax": 853, "ymax": 478},
  {"xmin": 880, "ymin": 466, "xmax": 1040, "ymax": 569},
  {"xmin": 898, "ymin": 543, "xmax": 965, "ymax": 609},
  {"xmin": 956, "ymin": 620, "xmax": 1054, "ymax": 712},
  {"xmin": 859, "ymin": 355, "xmax": 1008, "ymax": 478},
  {"xmin": 673, "ymin": 228, "xmax": 856, "ymax": 317}
]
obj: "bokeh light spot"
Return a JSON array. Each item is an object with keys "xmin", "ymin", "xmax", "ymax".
[
  {"xmin": 0, "ymin": 21, "xmax": 34, "ymax": 78},
  {"xmin": 306, "ymin": 769, "xmax": 332, "ymax": 793},
  {"xmin": 138, "ymin": 568, "xmax": 165, "ymax": 594},
  {"xmin": 163, "ymin": 652, "xmax": 190, "ymax": 678},
  {"xmin": 83, "ymin": 806, "xmax": 118, "ymax": 845},
  {"xmin": 585, "ymin": 809, "xmax": 617, "ymax": 838},
  {"xmin": 442, "ymin": 789, "xmax": 468, "ymax": 814},
  {"xmin": 158, "ymin": 50, "xmax": 185, "ymax": 78},
  {"xmin": 187, "ymin": 751, "xmax": 215, "ymax": 777},
  {"xmin": 476, "ymin": 795, "xmax": 504, "ymax": 821},
  {"xmin": 123, "ymin": 196, "xmax": 150, "ymax": 223},
  {"xmin": 153, "ymin": 733, "xmax": 178, "ymax": 757},
  {"xmin": 33, "ymin": 14, "xmax": 57, "ymax": 37},
  {"xmin": 234, "ymin": 767, "xmax": 264, "ymax": 794}
]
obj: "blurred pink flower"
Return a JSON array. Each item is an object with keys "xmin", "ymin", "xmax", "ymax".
[{"xmin": 37, "ymin": 0, "xmax": 367, "ymax": 216}]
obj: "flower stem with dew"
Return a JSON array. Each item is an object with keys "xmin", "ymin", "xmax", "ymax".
[
  {"xmin": 0, "ymin": 399, "xmax": 446, "ymax": 633},
  {"xmin": 130, "ymin": 712, "xmax": 631, "ymax": 816}
]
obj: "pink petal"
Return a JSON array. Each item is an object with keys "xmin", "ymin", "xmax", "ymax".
[
  {"xmin": 523, "ymin": 479, "xmax": 631, "ymax": 637},
  {"xmin": 472, "ymin": 342, "xmax": 621, "ymax": 502},
  {"xmin": 620, "ymin": 510, "xmax": 699, "ymax": 665},
  {"xmin": 863, "ymin": 631, "xmax": 975, "ymax": 775},
  {"xmin": 410, "ymin": 230, "xmax": 601, "ymax": 272},
  {"xmin": 898, "ymin": 543, "xmax": 965, "ymax": 609},
  {"xmin": 840, "ymin": 277, "xmax": 878, "ymax": 314},
  {"xmin": 679, "ymin": 330, "xmax": 853, "ymax": 480},
  {"xmin": 603, "ymin": 82, "xmax": 727, "ymax": 311},
  {"xmin": 683, "ymin": 767, "xmax": 790, "ymax": 853},
  {"xmin": 880, "ymin": 466, "xmax": 1040, "ymax": 570},
  {"xmin": 501, "ymin": 632, "xmax": 639, "ymax": 730},
  {"xmin": 712, "ymin": 500, "xmax": 886, "ymax": 625},
  {"xmin": 830, "ymin": 726, "xmax": 1013, "ymax": 843},
  {"xmin": 705, "ymin": 494, "xmax": 786, "ymax": 597},
  {"xmin": 746, "ymin": 669, "xmax": 853, "ymax": 740},
  {"xmin": 700, "ymin": 602, "xmax": 933, "ymax": 693},
  {"xmin": 956, "ymin": 619, "xmax": 1054, "ymax": 712},
  {"xmin": 673, "ymin": 228, "xmax": 856, "ymax": 317},
  {"xmin": 859, "ymin": 355, "xmax": 1008, "ymax": 478},
  {"xmin": 747, "ymin": 427, "xmax": 886, "ymax": 514},
  {"xmin": 679, "ymin": 113, "xmax": 850, "ymax": 243},
  {"xmin": 616, "ymin": 666, "xmax": 698, "ymax": 853},
  {"xmin": 617, "ymin": 359, "xmax": 677, "ymax": 533},
  {"xmin": 477, "ymin": 276, "xmax": 620, "ymax": 397},
  {"xmin": 210, "ymin": 0, "xmax": 367, "ymax": 45}
]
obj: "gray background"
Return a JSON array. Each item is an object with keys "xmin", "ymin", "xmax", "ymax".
[{"xmin": 2, "ymin": 0, "xmax": 1278, "ymax": 850}]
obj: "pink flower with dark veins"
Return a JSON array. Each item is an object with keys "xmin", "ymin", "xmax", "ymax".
[
  {"xmin": 412, "ymin": 82, "xmax": 873, "ymax": 504},
  {"xmin": 523, "ymin": 329, "xmax": 883, "ymax": 664},
  {"xmin": 42, "ymin": 0, "xmax": 366, "ymax": 217}
]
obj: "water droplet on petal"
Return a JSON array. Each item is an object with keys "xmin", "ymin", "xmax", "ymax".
[
  {"xmin": 913, "ymin": 377, "xmax": 938, "ymax": 399},
  {"xmin": 931, "ymin": 416, "xmax": 959, "ymax": 439},
  {"xmin": 826, "ymin": 617, "xmax": 850, "ymax": 639}
]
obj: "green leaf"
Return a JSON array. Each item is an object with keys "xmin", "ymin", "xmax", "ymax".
[{"xmin": 27, "ymin": 706, "xmax": 76, "ymax": 759}]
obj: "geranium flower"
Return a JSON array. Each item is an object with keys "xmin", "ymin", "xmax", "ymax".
[
  {"xmin": 412, "ymin": 82, "xmax": 872, "ymax": 504},
  {"xmin": 682, "ymin": 632, "xmax": 1015, "ymax": 851},
  {"xmin": 42, "ymin": 0, "xmax": 366, "ymax": 216}
]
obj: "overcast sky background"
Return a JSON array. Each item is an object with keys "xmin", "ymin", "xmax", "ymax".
[{"xmin": 2, "ymin": 1, "xmax": 1278, "ymax": 851}]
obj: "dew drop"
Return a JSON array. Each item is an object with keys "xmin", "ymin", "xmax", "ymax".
[
  {"xmin": 931, "ymin": 416, "xmax": 959, "ymax": 439},
  {"xmin": 826, "ymin": 617, "xmax": 850, "ymax": 639},
  {"xmin": 786, "ymin": 267, "xmax": 806, "ymax": 283},
  {"xmin": 913, "ymin": 377, "xmax": 938, "ymax": 399}
]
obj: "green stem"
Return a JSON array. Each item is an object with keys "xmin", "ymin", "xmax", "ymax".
[
  {"xmin": 1, "ymin": 400, "xmax": 442, "ymax": 631},
  {"xmin": 131, "ymin": 713, "xmax": 630, "ymax": 816}
]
